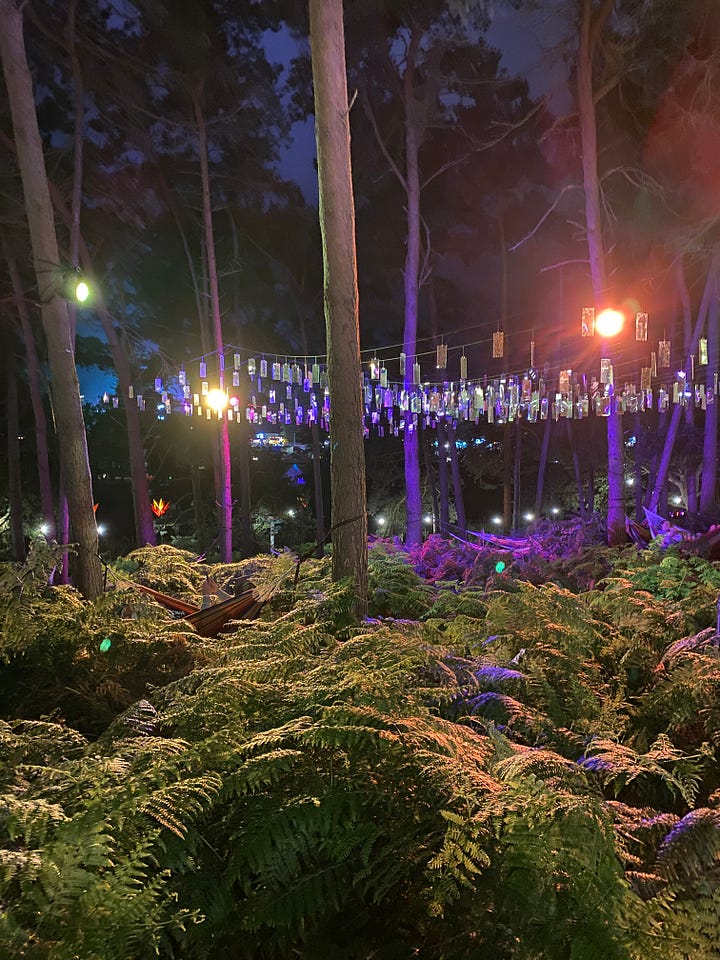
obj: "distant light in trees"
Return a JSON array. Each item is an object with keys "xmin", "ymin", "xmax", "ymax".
[
  {"xmin": 523, "ymin": 512, "xmax": 534, "ymax": 522},
  {"xmin": 491, "ymin": 516, "xmax": 502, "ymax": 526},
  {"xmin": 206, "ymin": 389, "xmax": 228, "ymax": 412},
  {"xmin": 376, "ymin": 517, "xmax": 386, "ymax": 527},
  {"xmin": 97, "ymin": 524, "xmax": 107, "ymax": 536},
  {"xmin": 595, "ymin": 308, "xmax": 624, "ymax": 338},
  {"xmin": 551, "ymin": 507, "xmax": 560, "ymax": 516}
]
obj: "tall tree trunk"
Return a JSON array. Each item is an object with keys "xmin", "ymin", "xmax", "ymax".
[
  {"xmin": 6, "ymin": 334, "xmax": 25, "ymax": 561},
  {"xmin": 700, "ymin": 290, "xmax": 719, "ymax": 513},
  {"xmin": 311, "ymin": 419, "xmax": 325, "ymax": 558},
  {"xmin": 422, "ymin": 433, "xmax": 440, "ymax": 535},
  {"xmin": 238, "ymin": 419, "xmax": 253, "ymax": 557},
  {"xmin": 402, "ymin": 30, "xmax": 423, "ymax": 547},
  {"xmin": 191, "ymin": 462, "xmax": 206, "ymax": 553},
  {"xmin": 512, "ymin": 416, "xmax": 521, "ymax": 530},
  {"xmin": 534, "ymin": 415, "xmax": 552, "ymax": 517},
  {"xmin": 0, "ymin": 0, "xmax": 102, "ymax": 597},
  {"xmin": 193, "ymin": 86, "xmax": 233, "ymax": 562},
  {"xmin": 5, "ymin": 249, "xmax": 55, "ymax": 539},
  {"xmin": 447, "ymin": 422, "xmax": 467, "ymax": 534},
  {"xmin": 46, "ymin": 184, "xmax": 159, "ymax": 549},
  {"xmin": 503, "ymin": 422, "xmax": 512, "ymax": 531},
  {"xmin": 578, "ymin": 0, "xmax": 625, "ymax": 545},
  {"xmin": 309, "ymin": 0, "xmax": 368, "ymax": 613},
  {"xmin": 567, "ymin": 420, "xmax": 586, "ymax": 519},
  {"xmin": 648, "ymin": 261, "xmax": 715, "ymax": 510},
  {"xmin": 437, "ymin": 421, "xmax": 449, "ymax": 536}
]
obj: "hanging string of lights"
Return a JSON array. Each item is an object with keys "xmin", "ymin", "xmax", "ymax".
[{"xmin": 101, "ymin": 308, "xmax": 715, "ymax": 433}]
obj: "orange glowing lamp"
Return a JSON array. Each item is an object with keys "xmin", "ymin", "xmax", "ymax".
[
  {"xmin": 151, "ymin": 498, "xmax": 170, "ymax": 518},
  {"xmin": 595, "ymin": 308, "xmax": 624, "ymax": 339}
]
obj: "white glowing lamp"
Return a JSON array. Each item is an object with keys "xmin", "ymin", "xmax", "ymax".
[
  {"xmin": 595, "ymin": 308, "xmax": 624, "ymax": 338},
  {"xmin": 206, "ymin": 388, "xmax": 228, "ymax": 412}
]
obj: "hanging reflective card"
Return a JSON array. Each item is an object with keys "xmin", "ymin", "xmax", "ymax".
[
  {"xmin": 436, "ymin": 343, "xmax": 447, "ymax": 369},
  {"xmin": 658, "ymin": 340, "xmax": 671, "ymax": 368},
  {"xmin": 581, "ymin": 307, "xmax": 595, "ymax": 337},
  {"xmin": 600, "ymin": 358, "xmax": 613, "ymax": 385},
  {"xmin": 460, "ymin": 353, "xmax": 467, "ymax": 380},
  {"xmin": 493, "ymin": 331, "xmax": 504, "ymax": 358},
  {"xmin": 699, "ymin": 337, "xmax": 709, "ymax": 365},
  {"xmin": 635, "ymin": 312, "xmax": 648, "ymax": 341}
]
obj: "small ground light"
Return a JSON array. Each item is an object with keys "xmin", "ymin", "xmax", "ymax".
[
  {"xmin": 286, "ymin": 509, "xmax": 296, "ymax": 517},
  {"xmin": 99, "ymin": 638, "xmax": 112, "ymax": 653},
  {"xmin": 625, "ymin": 477, "xmax": 634, "ymax": 486},
  {"xmin": 491, "ymin": 516, "xmax": 502, "ymax": 525},
  {"xmin": 523, "ymin": 513, "xmax": 534, "ymax": 522},
  {"xmin": 423, "ymin": 515, "xmax": 432, "ymax": 524},
  {"xmin": 39, "ymin": 522, "xmax": 50, "ymax": 535},
  {"xmin": 671, "ymin": 496, "xmax": 682, "ymax": 505},
  {"xmin": 550, "ymin": 507, "xmax": 560, "ymax": 516},
  {"xmin": 495, "ymin": 561, "xmax": 506, "ymax": 573}
]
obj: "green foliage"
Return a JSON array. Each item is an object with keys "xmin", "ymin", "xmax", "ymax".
[{"xmin": 1, "ymin": 543, "xmax": 720, "ymax": 958}]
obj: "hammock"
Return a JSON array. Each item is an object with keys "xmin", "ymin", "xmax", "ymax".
[
  {"xmin": 131, "ymin": 581, "xmax": 275, "ymax": 637},
  {"xmin": 450, "ymin": 529, "xmax": 534, "ymax": 556},
  {"xmin": 624, "ymin": 509, "xmax": 720, "ymax": 560}
]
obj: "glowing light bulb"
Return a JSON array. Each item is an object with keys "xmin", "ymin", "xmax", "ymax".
[
  {"xmin": 595, "ymin": 308, "xmax": 624, "ymax": 338},
  {"xmin": 75, "ymin": 280, "xmax": 90, "ymax": 303}
]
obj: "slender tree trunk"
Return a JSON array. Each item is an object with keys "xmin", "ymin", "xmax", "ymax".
[
  {"xmin": 238, "ymin": 419, "xmax": 253, "ymax": 556},
  {"xmin": 567, "ymin": 420, "xmax": 586, "ymax": 519},
  {"xmin": 512, "ymin": 417, "xmax": 521, "ymax": 530},
  {"xmin": 311, "ymin": 419, "xmax": 325, "ymax": 558},
  {"xmin": 422, "ymin": 433, "xmax": 439, "ymax": 535},
  {"xmin": 6, "ymin": 336, "xmax": 25, "ymax": 561},
  {"xmin": 437, "ymin": 421, "xmax": 449, "ymax": 536},
  {"xmin": 191, "ymin": 462, "xmax": 206, "ymax": 552},
  {"xmin": 447, "ymin": 422, "xmax": 467, "ymax": 534},
  {"xmin": 402, "ymin": 30, "xmax": 423, "ymax": 547},
  {"xmin": 648, "ymin": 261, "xmax": 715, "ymax": 510},
  {"xmin": 193, "ymin": 86, "xmax": 233, "ymax": 562},
  {"xmin": 700, "ymin": 290, "xmax": 719, "ymax": 513},
  {"xmin": 46, "ymin": 185, "xmax": 159, "ymax": 549},
  {"xmin": 309, "ymin": 0, "xmax": 367, "ymax": 612},
  {"xmin": 503, "ymin": 422, "xmax": 512, "ymax": 531},
  {"xmin": 578, "ymin": 0, "xmax": 625, "ymax": 544},
  {"xmin": 0, "ymin": 0, "xmax": 101, "ymax": 597},
  {"xmin": 5, "ymin": 249, "xmax": 55, "ymax": 538},
  {"xmin": 534, "ymin": 415, "xmax": 552, "ymax": 517}
]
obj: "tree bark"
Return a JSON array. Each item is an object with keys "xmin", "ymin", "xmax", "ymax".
[
  {"xmin": 6, "ymin": 334, "xmax": 25, "ymax": 561},
  {"xmin": 437, "ymin": 421, "xmax": 449, "ymax": 536},
  {"xmin": 311, "ymin": 419, "xmax": 325, "ymax": 558},
  {"xmin": 447, "ymin": 422, "xmax": 467, "ymax": 534},
  {"xmin": 0, "ymin": 0, "xmax": 102, "ymax": 597},
  {"xmin": 577, "ymin": 0, "xmax": 625, "ymax": 544},
  {"xmin": 193, "ymin": 85, "xmax": 233, "ymax": 562},
  {"xmin": 534, "ymin": 415, "xmax": 552, "ymax": 517},
  {"xmin": 309, "ymin": 0, "xmax": 368, "ymax": 613},
  {"xmin": 402, "ymin": 29, "xmax": 423, "ymax": 547},
  {"xmin": 648, "ymin": 261, "xmax": 715, "ymax": 510},
  {"xmin": 5, "ymin": 249, "xmax": 55, "ymax": 539},
  {"xmin": 700, "ymin": 290, "xmax": 719, "ymax": 513}
]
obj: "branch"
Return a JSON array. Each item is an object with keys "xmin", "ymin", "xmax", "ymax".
[
  {"xmin": 508, "ymin": 184, "xmax": 581, "ymax": 252},
  {"xmin": 589, "ymin": 0, "xmax": 616, "ymax": 54},
  {"xmin": 360, "ymin": 87, "xmax": 407, "ymax": 192},
  {"xmin": 422, "ymin": 100, "xmax": 544, "ymax": 193}
]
